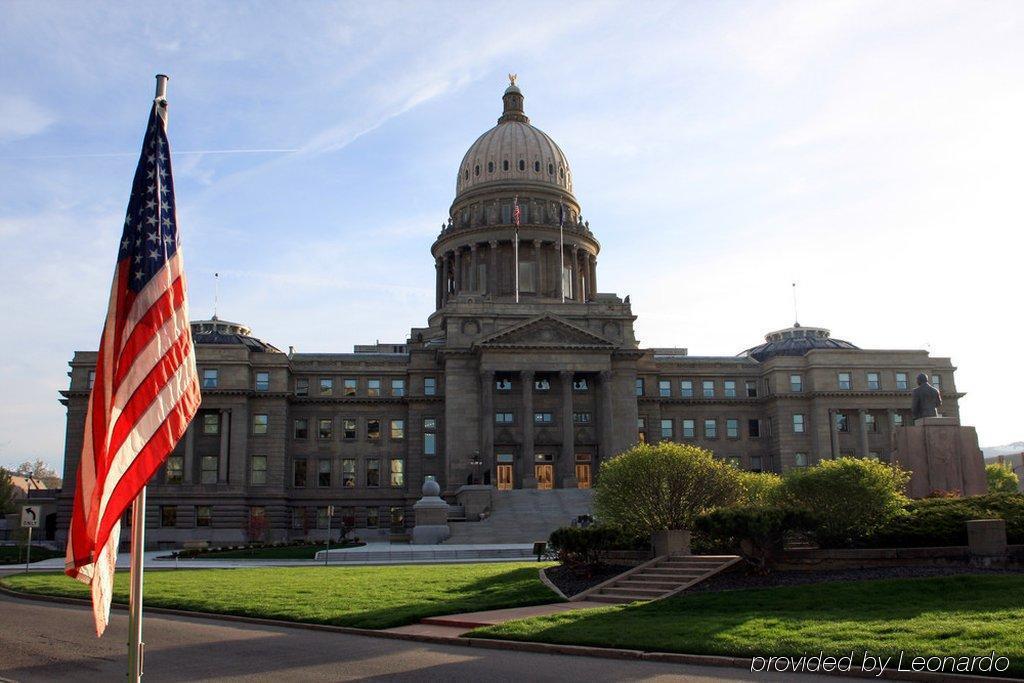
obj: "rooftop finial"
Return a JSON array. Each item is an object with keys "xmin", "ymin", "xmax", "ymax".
[
  {"xmin": 213, "ymin": 272, "xmax": 220, "ymax": 320},
  {"xmin": 792, "ymin": 281, "xmax": 800, "ymax": 327},
  {"xmin": 499, "ymin": 75, "xmax": 528, "ymax": 124},
  {"xmin": 508, "ymin": 73, "xmax": 517, "ymax": 87}
]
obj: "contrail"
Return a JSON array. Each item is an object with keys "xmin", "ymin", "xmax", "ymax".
[{"xmin": 3, "ymin": 148, "xmax": 298, "ymax": 160}]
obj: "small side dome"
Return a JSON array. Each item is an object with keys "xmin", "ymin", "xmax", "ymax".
[
  {"xmin": 191, "ymin": 317, "xmax": 280, "ymax": 353},
  {"xmin": 741, "ymin": 324, "xmax": 858, "ymax": 362}
]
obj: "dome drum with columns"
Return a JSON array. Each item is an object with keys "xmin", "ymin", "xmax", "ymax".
[{"xmin": 431, "ymin": 79, "xmax": 600, "ymax": 308}]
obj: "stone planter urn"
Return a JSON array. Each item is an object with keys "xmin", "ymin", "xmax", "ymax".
[{"xmin": 652, "ymin": 529, "xmax": 691, "ymax": 557}]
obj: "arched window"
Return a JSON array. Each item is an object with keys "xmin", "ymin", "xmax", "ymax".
[
  {"xmin": 503, "ymin": 159, "xmax": 509, "ymax": 171},
  {"xmin": 474, "ymin": 165, "xmax": 480, "ymax": 176},
  {"xmin": 548, "ymin": 163, "xmax": 554, "ymax": 175},
  {"xmin": 463, "ymin": 169, "xmax": 469, "ymax": 180},
  {"xmin": 559, "ymin": 166, "xmax": 565, "ymax": 178},
  {"xmin": 534, "ymin": 161, "xmax": 540, "ymax": 172},
  {"xmin": 518, "ymin": 159, "xmax": 525, "ymax": 171},
  {"xmin": 487, "ymin": 161, "xmax": 494, "ymax": 173}
]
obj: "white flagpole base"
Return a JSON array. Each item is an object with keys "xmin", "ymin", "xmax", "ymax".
[{"xmin": 127, "ymin": 487, "xmax": 146, "ymax": 682}]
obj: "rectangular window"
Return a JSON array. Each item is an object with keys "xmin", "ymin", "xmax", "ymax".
[
  {"xmin": 749, "ymin": 455, "xmax": 763, "ymax": 472},
  {"xmin": 838, "ymin": 372, "xmax": 852, "ymax": 390},
  {"xmin": 724, "ymin": 380, "xmax": 737, "ymax": 397},
  {"xmin": 424, "ymin": 418, "xmax": 437, "ymax": 456},
  {"xmin": 534, "ymin": 412, "xmax": 553, "ymax": 424},
  {"xmin": 342, "ymin": 459, "xmax": 356, "ymax": 488},
  {"xmin": 161, "ymin": 506, "xmax": 177, "ymax": 527},
  {"xmin": 790, "ymin": 374, "xmax": 803, "ymax": 393},
  {"xmin": 291, "ymin": 508, "xmax": 306, "ymax": 530},
  {"xmin": 250, "ymin": 455, "xmax": 268, "ymax": 485},
  {"xmin": 682, "ymin": 419, "xmax": 695, "ymax": 438},
  {"xmin": 391, "ymin": 419, "xmax": 405, "ymax": 440},
  {"xmin": 702, "ymin": 380, "xmax": 715, "ymax": 398},
  {"xmin": 658, "ymin": 379, "xmax": 671, "ymax": 397},
  {"xmin": 366, "ymin": 460, "xmax": 380, "ymax": 487},
  {"xmin": 200, "ymin": 455, "xmax": 218, "ymax": 484},
  {"xmin": 535, "ymin": 377, "xmax": 551, "ymax": 391},
  {"xmin": 748, "ymin": 419, "xmax": 761, "ymax": 438},
  {"xmin": 367, "ymin": 379, "xmax": 381, "ymax": 397},
  {"xmin": 366, "ymin": 507, "xmax": 379, "ymax": 528},
  {"xmin": 318, "ymin": 459, "xmax": 331, "ymax": 487},
  {"xmin": 88, "ymin": 370, "xmax": 96, "ymax": 389},
  {"xmin": 202, "ymin": 369, "xmax": 219, "ymax": 389},
  {"xmin": 253, "ymin": 414, "xmax": 268, "ymax": 435},
  {"xmin": 320, "ymin": 378, "xmax": 334, "ymax": 395},
  {"xmin": 931, "ymin": 374, "xmax": 942, "ymax": 390},
  {"xmin": 390, "ymin": 506, "xmax": 406, "ymax": 530},
  {"xmin": 895, "ymin": 372, "xmax": 908, "ymax": 390},
  {"xmin": 390, "ymin": 459, "xmax": 405, "ymax": 487},
  {"xmin": 196, "ymin": 505, "xmax": 212, "ymax": 527},
  {"xmin": 317, "ymin": 507, "xmax": 329, "ymax": 529},
  {"xmin": 794, "ymin": 453, "xmax": 808, "ymax": 467},
  {"xmin": 835, "ymin": 412, "xmax": 849, "ymax": 432},
  {"xmin": 343, "ymin": 418, "xmax": 357, "ymax": 439},
  {"xmin": 165, "ymin": 455, "xmax": 183, "ymax": 484},
  {"xmin": 495, "ymin": 412, "xmax": 514, "ymax": 424},
  {"xmin": 573, "ymin": 412, "xmax": 592, "ymax": 424},
  {"xmin": 391, "ymin": 379, "xmax": 405, "ymax": 396},
  {"xmin": 294, "ymin": 418, "xmax": 308, "ymax": 439},
  {"xmin": 424, "ymin": 377, "xmax": 437, "ymax": 395},
  {"xmin": 573, "ymin": 377, "xmax": 589, "ymax": 391},
  {"xmin": 255, "ymin": 371, "xmax": 270, "ymax": 391},
  {"xmin": 893, "ymin": 412, "xmax": 904, "ymax": 427},
  {"xmin": 680, "ymin": 380, "xmax": 694, "ymax": 397},
  {"xmin": 660, "ymin": 419, "xmax": 673, "ymax": 439},
  {"xmin": 293, "ymin": 460, "xmax": 307, "ymax": 487},
  {"xmin": 637, "ymin": 417, "xmax": 646, "ymax": 442},
  {"xmin": 867, "ymin": 372, "xmax": 880, "ymax": 390},
  {"xmin": 518, "ymin": 261, "xmax": 536, "ymax": 293},
  {"xmin": 704, "ymin": 419, "xmax": 718, "ymax": 439},
  {"xmin": 745, "ymin": 380, "xmax": 758, "ymax": 398},
  {"xmin": 295, "ymin": 378, "xmax": 309, "ymax": 396},
  {"xmin": 496, "ymin": 376, "xmax": 512, "ymax": 391},
  {"xmin": 318, "ymin": 418, "xmax": 333, "ymax": 440},
  {"xmin": 865, "ymin": 413, "xmax": 877, "ymax": 432},
  {"xmin": 203, "ymin": 413, "xmax": 220, "ymax": 435},
  {"xmin": 726, "ymin": 418, "xmax": 739, "ymax": 438},
  {"xmin": 793, "ymin": 414, "xmax": 806, "ymax": 433},
  {"xmin": 635, "ymin": 378, "xmax": 644, "ymax": 396},
  {"xmin": 344, "ymin": 378, "xmax": 357, "ymax": 396},
  {"xmin": 367, "ymin": 419, "xmax": 381, "ymax": 440}
]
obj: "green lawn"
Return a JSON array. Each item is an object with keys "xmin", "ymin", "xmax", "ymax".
[
  {"xmin": 472, "ymin": 575, "xmax": 1024, "ymax": 676},
  {"xmin": 0, "ymin": 545, "xmax": 64, "ymax": 565},
  {"xmin": 1, "ymin": 563, "xmax": 558, "ymax": 629}
]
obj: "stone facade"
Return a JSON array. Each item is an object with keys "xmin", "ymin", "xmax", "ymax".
[{"xmin": 55, "ymin": 82, "xmax": 964, "ymax": 548}]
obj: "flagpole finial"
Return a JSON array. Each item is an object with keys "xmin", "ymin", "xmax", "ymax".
[{"xmin": 154, "ymin": 74, "xmax": 169, "ymax": 101}]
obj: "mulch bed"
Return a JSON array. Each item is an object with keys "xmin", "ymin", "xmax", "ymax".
[
  {"xmin": 688, "ymin": 563, "xmax": 1024, "ymax": 594},
  {"xmin": 544, "ymin": 563, "xmax": 635, "ymax": 597}
]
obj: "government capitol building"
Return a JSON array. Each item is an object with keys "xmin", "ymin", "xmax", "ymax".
[{"xmin": 56, "ymin": 81, "xmax": 962, "ymax": 547}]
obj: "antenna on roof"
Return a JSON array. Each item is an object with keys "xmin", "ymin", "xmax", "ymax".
[
  {"xmin": 792, "ymin": 281, "xmax": 800, "ymax": 327},
  {"xmin": 213, "ymin": 272, "xmax": 220, "ymax": 320}
]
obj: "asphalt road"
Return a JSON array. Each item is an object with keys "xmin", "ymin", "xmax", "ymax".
[{"xmin": 0, "ymin": 592, "xmax": 830, "ymax": 682}]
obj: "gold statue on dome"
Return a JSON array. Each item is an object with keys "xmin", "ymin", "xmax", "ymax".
[{"xmin": 508, "ymin": 73, "xmax": 517, "ymax": 87}]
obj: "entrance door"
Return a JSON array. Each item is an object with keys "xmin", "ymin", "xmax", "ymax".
[
  {"xmin": 575, "ymin": 463, "xmax": 592, "ymax": 489},
  {"xmin": 535, "ymin": 464, "xmax": 554, "ymax": 490},
  {"xmin": 496, "ymin": 464, "xmax": 514, "ymax": 491}
]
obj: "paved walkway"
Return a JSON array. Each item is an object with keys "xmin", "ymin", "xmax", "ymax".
[{"xmin": 388, "ymin": 600, "xmax": 612, "ymax": 637}]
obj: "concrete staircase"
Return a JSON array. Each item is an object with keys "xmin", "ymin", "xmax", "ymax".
[
  {"xmin": 577, "ymin": 554, "xmax": 741, "ymax": 604},
  {"xmin": 445, "ymin": 488, "xmax": 594, "ymax": 544}
]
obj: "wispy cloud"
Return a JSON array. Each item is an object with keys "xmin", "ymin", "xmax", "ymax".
[{"xmin": 0, "ymin": 95, "xmax": 56, "ymax": 142}]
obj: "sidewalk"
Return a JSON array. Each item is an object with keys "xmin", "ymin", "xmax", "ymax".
[{"xmin": 387, "ymin": 600, "xmax": 611, "ymax": 637}]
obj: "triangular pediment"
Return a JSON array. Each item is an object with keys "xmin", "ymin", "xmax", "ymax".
[{"xmin": 477, "ymin": 315, "xmax": 615, "ymax": 349}]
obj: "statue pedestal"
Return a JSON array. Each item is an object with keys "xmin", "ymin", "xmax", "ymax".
[
  {"xmin": 411, "ymin": 477, "xmax": 450, "ymax": 544},
  {"xmin": 892, "ymin": 417, "xmax": 986, "ymax": 498}
]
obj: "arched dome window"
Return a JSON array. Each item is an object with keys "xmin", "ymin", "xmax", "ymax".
[
  {"xmin": 474, "ymin": 165, "xmax": 480, "ymax": 176},
  {"xmin": 464, "ymin": 169, "xmax": 469, "ymax": 180},
  {"xmin": 534, "ymin": 161, "xmax": 540, "ymax": 172},
  {"xmin": 487, "ymin": 161, "xmax": 494, "ymax": 173},
  {"xmin": 559, "ymin": 166, "xmax": 565, "ymax": 178},
  {"xmin": 503, "ymin": 159, "xmax": 509, "ymax": 171},
  {"xmin": 548, "ymin": 163, "xmax": 554, "ymax": 175},
  {"xmin": 518, "ymin": 159, "xmax": 525, "ymax": 171}
]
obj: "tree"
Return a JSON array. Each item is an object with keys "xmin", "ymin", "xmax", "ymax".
[
  {"xmin": 14, "ymin": 459, "xmax": 61, "ymax": 488},
  {"xmin": 780, "ymin": 457, "xmax": 910, "ymax": 548},
  {"xmin": 0, "ymin": 468, "xmax": 16, "ymax": 515},
  {"xmin": 987, "ymin": 462, "xmax": 1020, "ymax": 494},
  {"xmin": 736, "ymin": 470, "xmax": 783, "ymax": 506},
  {"xmin": 594, "ymin": 442, "xmax": 743, "ymax": 537}
]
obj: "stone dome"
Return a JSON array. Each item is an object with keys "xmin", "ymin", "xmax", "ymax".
[{"xmin": 455, "ymin": 80, "xmax": 574, "ymax": 200}]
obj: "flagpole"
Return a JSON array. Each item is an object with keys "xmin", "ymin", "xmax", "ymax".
[
  {"xmin": 127, "ymin": 73, "xmax": 169, "ymax": 683},
  {"xmin": 559, "ymin": 204, "xmax": 565, "ymax": 303},
  {"xmin": 513, "ymin": 196, "xmax": 520, "ymax": 303}
]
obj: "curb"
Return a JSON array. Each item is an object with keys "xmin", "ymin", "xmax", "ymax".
[{"xmin": 0, "ymin": 584, "xmax": 1018, "ymax": 683}]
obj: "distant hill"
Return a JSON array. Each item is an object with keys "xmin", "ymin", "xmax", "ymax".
[{"xmin": 983, "ymin": 441, "xmax": 1024, "ymax": 462}]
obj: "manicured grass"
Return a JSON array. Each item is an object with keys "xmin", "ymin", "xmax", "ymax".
[
  {"xmin": 0, "ymin": 545, "xmax": 64, "ymax": 565},
  {"xmin": 472, "ymin": 575, "xmax": 1024, "ymax": 675},
  {"xmin": 1, "ymin": 562, "xmax": 558, "ymax": 629}
]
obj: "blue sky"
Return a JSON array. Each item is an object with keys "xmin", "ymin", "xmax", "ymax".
[{"xmin": 2, "ymin": 1, "xmax": 1022, "ymax": 471}]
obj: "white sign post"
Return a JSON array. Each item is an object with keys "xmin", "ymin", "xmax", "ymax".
[
  {"xmin": 324, "ymin": 505, "xmax": 335, "ymax": 566},
  {"xmin": 21, "ymin": 505, "xmax": 41, "ymax": 573}
]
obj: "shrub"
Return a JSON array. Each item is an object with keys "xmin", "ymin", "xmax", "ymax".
[
  {"xmin": 548, "ymin": 525, "xmax": 626, "ymax": 575},
  {"xmin": 987, "ymin": 463, "xmax": 1020, "ymax": 494},
  {"xmin": 780, "ymin": 457, "xmax": 910, "ymax": 548},
  {"xmin": 696, "ymin": 506, "xmax": 815, "ymax": 573},
  {"xmin": 594, "ymin": 442, "xmax": 743, "ymax": 537},
  {"xmin": 866, "ymin": 493, "xmax": 1024, "ymax": 547},
  {"xmin": 736, "ymin": 470, "xmax": 783, "ymax": 506}
]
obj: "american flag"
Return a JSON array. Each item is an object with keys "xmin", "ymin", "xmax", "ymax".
[
  {"xmin": 513, "ymin": 195, "xmax": 521, "ymax": 227},
  {"xmin": 65, "ymin": 100, "xmax": 201, "ymax": 636}
]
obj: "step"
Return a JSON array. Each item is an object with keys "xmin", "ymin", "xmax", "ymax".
[
  {"xmin": 641, "ymin": 568, "xmax": 708, "ymax": 578},
  {"xmin": 599, "ymin": 586, "xmax": 669, "ymax": 598},
  {"xmin": 616, "ymin": 579, "xmax": 682, "ymax": 591},
  {"xmin": 592, "ymin": 591, "xmax": 654, "ymax": 602},
  {"xmin": 662, "ymin": 558, "xmax": 727, "ymax": 566}
]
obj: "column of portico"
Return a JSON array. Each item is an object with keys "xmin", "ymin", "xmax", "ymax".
[
  {"xmin": 521, "ymin": 370, "xmax": 536, "ymax": 488},
  {"xmin": 218, "ymin": 409, "xmax": 230, "ymax": 484},
  {"xmin": 481, "ymin": 370, "xmax": 495, "ymax": 478},
  {"xmin": 453, "ymin": 248, "xmax": 462, "ymax": 295},
  {"xmin": 858, "ymin": 409, "xmax": 871, "ymax": 458},
  {"xmin": 469, "ymin": 244, "xmax": 479, "ymax": 292},
  {"xmin": 829, "ymin": 409, "xmax": 840, "ymax": 458},
  {"xmin": 533, "ymin": 240, "xmax": 543, "ymax": 296},
  {"xmin": 560, "ymin": 371, "xmax": 577, "ymax": 488},
  {"xmin": 599, "ymin": 371, "xmax": 614, "ymax": 464},
  {"xmin": 442, "ymin": 252, "xmax": 452, "ymax": 305},
  {"xmin": 569, "ymin": 245, "xmax": 579, "ymax": 301},
  {"xmin": 588, "ymin": 255, "xmax": 597, "ymax": 299},
  {"xmin": 435, "ymin": 257, "xmax": 443, "ymax": 309},
  {"xmin": 488, "ymin": 240, "xmax": 498, "ymax": 296},
  {"xmin": 183, "ymin": 423, "xmax": 195, "ymax": 484}
]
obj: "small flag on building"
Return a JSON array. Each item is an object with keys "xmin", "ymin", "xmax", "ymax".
[{"xmin": 65, "ymin": 88, "xmax": 201, "ymax": 637}]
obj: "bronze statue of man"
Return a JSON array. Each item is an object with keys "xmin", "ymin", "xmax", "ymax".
[{"xmin": 911, "ymin": 372, "xmax": 942, "ymax": 421}]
